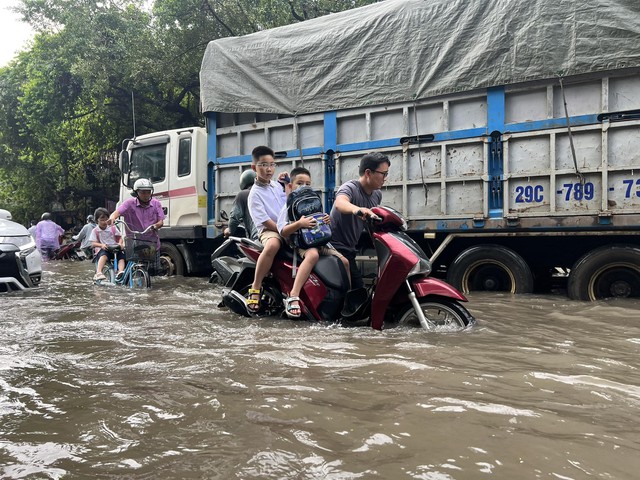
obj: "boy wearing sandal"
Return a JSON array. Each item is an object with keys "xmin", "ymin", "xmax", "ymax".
[
  {"xmin": 277, "ymin": 167, "xmax": 350, "ymax": 318},
  {"xmin": 246, "ymin": 145, "xmax": 289, "ymax": 313}
]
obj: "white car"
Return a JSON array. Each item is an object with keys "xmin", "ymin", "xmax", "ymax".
[{"xmin": 0, "ymin": 218, "xmax": 42, "ymax": 292}]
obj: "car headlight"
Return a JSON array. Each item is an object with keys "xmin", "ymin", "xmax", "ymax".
[{"xmin": 18, "ymin": 239, "xmax": 37, "ymax": 257}]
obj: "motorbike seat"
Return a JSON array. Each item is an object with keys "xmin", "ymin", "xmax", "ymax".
[
  {"xmin": 276, "ymin": 246, "xmax": 348, "ymax": 292},
  {"xmin": 240, "ymin": 237, "xmax": 263, "ymax": 252}
]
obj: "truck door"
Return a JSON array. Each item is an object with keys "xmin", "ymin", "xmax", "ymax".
[
  {"xmin": 165, "ymin": 132, "xmax": 197, "ymax": 227},
  {"xmin": 127, "ymin": 135, "xmax": 170, "ymax": 222}
]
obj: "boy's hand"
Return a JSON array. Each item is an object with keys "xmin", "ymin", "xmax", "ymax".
[
  {"xmin": 297, "ymin": 216, "xmax": 317, "ymax": 229},
  {"xmin": 322, "ymin": 214, "xmax": 330, "ymax": 224}
]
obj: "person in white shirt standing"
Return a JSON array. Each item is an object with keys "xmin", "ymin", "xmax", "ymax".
[{"xmin": 73, "ymin": 215, "xmax": 97, "ymax": 257}]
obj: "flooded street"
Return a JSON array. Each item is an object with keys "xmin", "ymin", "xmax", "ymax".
[{"xmin": 1, "ymin": 260, "xmax": 640, "ymax": 479}]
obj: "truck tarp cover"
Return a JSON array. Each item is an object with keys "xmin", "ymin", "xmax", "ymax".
[{"xmin": 200, "ymin": 0, "xmax": 640, "ymax": 115}]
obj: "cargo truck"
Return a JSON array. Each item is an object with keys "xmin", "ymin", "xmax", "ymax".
[{"xmin": 118, "ymin": 0, "xmax": 640, "ymax": 299}]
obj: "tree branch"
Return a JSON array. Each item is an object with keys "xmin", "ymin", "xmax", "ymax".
[
  {"xmin": 288, "ymin": 1, "xmax": 306, "ymax": 21},
  {"xmin": 202, "ymin": 0, "xmax": 236, "ymax": 36}
]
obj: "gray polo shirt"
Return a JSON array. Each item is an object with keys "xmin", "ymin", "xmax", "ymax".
[{"xmin": 329, "ymin": 180, "xmax": 382, "ymax": 252}]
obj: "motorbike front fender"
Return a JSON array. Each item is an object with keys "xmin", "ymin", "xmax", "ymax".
[{"xmin": 412, "ymin": 277, "xmax": 468, "ymax": 302}]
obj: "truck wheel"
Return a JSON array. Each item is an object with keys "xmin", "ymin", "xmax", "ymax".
[
  {"xmin": 159, "ymin": 242, "xmax": 185, "ymax": 276},
  {"xmin": 567, "ymin": 245, "xmax": 640, "ymax": 300},
  {"xmin": 447, "ymin": 245, "xmax": 534, "ymax": 294}
]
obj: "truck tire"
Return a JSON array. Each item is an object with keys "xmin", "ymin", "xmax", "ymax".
[
  {"xmin": 567, "ymin": 245, "xmax": 640, "ymax": 300},
  {"xmin": 447, "ymin": 245, "xmax": 534, "ymax": 294},
  {"xmin": 159, "ymin": 242, "xmax": 185, "ymax": 276}
]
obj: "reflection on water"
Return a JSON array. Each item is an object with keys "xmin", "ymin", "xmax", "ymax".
[{"xmin": 1, "ymin": 261, "xmax": 639, "ymax": 478}]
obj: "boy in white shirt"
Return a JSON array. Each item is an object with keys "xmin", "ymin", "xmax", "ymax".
[{"xmin": 247, "ymin": 146, "xmax": 289, "ymax": 312}]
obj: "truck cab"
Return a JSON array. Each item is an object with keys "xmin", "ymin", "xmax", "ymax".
[{"xmin": 118, "ymin": 127, "xmax": 219, "ymax": 275}]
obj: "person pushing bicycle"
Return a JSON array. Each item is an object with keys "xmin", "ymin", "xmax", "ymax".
[{"xmin": 108, "ymin": 178, "xmax": 164, "ymax": 272}]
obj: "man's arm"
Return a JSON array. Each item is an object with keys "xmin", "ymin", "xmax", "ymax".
[
  {"xmin": 144, "ymin": 201, "xmax": 164, "ymax": 231},
  {"xmin": 108, "ymin": 210, "xmax": 121, "ymax": 225},
  {"xmin": 150, "ymin": 218, "xmax": 164, "ymax": 231},
  {"xmin": 227, "ymin": 200, "xmax": 242, "ymax": 236},
  {"xmin": 72, "ymin": 226, "xmax": 84, "ymax": 242},
  {"xmin": 333, "ymin": 194, "xmax": 376, "ymax": 218}
]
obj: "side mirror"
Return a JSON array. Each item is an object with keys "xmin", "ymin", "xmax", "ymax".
[
  {"xmin": 219, "ymin": 210, "xmax": 229, "ymax": 221},
  {"xmin": 118, "ymin": 150, "xmax": 130, "ymax": 173}
]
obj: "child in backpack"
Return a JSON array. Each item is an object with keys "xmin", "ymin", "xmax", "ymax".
[
  {"xmin": 90, "ymin": 207, "xmax": 125, "ymax": 282},
  {"xmin": 277, "ymin": 167, "xmax": 350, "ymax": 318},
  {"xmin": 247, "ymin": 145, "xmax": 290, "ymax": 312}
]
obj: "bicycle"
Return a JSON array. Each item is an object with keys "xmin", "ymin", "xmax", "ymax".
[{"xmin": 95, "ymin": 221, "xmax": 156, "ymax": 288}]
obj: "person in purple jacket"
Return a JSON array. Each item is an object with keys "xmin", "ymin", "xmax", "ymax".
[
  {"xmin": 108, "ymin": 178, "xmax": 164, "ymax": 271},
  {"xmin": 34, "ymin": 212, "xmax": 65, "ymax": 261}
]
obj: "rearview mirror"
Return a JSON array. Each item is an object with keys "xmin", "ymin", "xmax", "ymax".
[{"xmin": 118, "ymin": 150, "xmax": 130, "ymax": 173}]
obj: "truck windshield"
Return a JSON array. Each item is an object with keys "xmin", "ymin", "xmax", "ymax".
[{"xmin": 128, "ymin": 144, "xmax": 167, "ymax": 187}]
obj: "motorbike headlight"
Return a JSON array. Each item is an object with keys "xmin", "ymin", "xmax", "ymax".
[
  {"xmin": 408, "ymin": 256, "xmax": 431, "ymax": 276},
  {"xmin": 392, "ymin": 232, "xmax": 431, "ymax": 276}
]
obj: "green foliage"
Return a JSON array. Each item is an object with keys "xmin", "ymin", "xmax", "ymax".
[{"xmin": 0, "ymin": 0, "xmax": 380, "ymax": 225}]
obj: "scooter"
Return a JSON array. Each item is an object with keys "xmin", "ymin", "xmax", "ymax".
[
  {"xmin": 212, "ymin": 206, "xmax": 475, "ymax": 331},
  {"xmin": 52, "ymin": 240, "xmax": 85, "ymax": 260}
]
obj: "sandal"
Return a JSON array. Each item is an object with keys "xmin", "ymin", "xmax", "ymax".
[
  {"xmin": 246, "ymin": 288, "xmax": 261, "ymax": 312},
  {"xmin": 285, "ymin": 296, "xmax": 302, "ymax": 319}
]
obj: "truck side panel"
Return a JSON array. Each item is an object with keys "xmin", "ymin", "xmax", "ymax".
[{"xmin": 208, "ymin": 69, "xmax": 640, "ymax": 230}]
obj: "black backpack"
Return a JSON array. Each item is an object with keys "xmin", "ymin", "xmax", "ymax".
[{"xmin": 286, "ymin": 186, "xmax": 332, "ymax": 249}]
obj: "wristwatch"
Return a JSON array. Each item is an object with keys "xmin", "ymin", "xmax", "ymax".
[{"xmin": 355, "ymin": 209, "xmax": 364, "ymax": 217}]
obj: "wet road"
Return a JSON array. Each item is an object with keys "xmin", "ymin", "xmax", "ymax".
[{"xmin": 1, "ymin": 260, "xmax": 639, "ymax": 479}]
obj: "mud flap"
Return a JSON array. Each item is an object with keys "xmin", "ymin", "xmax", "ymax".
[
  {"xmin": 222, "ymin": 288, "xmax": 253, "ymax": 317},
  {"xmin": 339, "ymin": 287, "xmax": 371, "ymax": 322}
]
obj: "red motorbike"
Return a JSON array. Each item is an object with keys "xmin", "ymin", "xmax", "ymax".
[
  {"xmin": 212, "ymin": 206, "xmax": 474, "ymax": 331},
  {"xmin": 52, "ymin": 240, "xmax": 86, "ymax": 260}
]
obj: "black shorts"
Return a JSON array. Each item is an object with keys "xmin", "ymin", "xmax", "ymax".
[{"xmin": 95, "ymin": 248, "xmax": 125, "ymax": 263}]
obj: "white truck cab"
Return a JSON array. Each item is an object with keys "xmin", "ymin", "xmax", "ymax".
[{"xmin": 118, "ymin": 127, "xmax": 219, "ymax": 275}]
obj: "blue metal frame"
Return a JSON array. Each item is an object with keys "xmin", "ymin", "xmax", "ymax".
[
  {"xmin": 205, "ymin": 87, "xmax": 608, "ymax": 237},
  {"xmin": 487, "ymin": 87, "xmax": 506, "ymax": 218},
  {"xmin": 206, "ymin": 113, "xmax": 217, "ymax": 238},
  {"xmin": 323, "ymin": 111, "xmax": 337, "ymax": 212}
]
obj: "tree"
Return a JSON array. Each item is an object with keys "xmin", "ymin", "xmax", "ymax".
[{"xmin": 0, "ymin": 0, "xmax": 380, "ymax": 224}]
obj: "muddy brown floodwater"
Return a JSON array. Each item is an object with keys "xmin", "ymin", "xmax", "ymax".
[{"xmin": 1, "ymin": 260, "xmax": 639, "ymax": 479}]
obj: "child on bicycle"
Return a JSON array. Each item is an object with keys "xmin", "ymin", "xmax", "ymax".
[
  {"xmin": 90, "ymin": 207, "xmax": 125, "ymax": 282},
  {"xmin": 276, "ymin": 167, "xmax": 350, "ymax": 318}
]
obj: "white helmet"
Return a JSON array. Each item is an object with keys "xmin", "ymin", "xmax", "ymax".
[{"xmin": 132, "ymin": 178, "xmax": 154, "ymax": 196}]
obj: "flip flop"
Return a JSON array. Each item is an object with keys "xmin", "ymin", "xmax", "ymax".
[
  {"xmin": 285, "ymin": 296, "xmax": 302, "ymax": 319},
  {"xmin": 246, "ymin": 288, "xmax": 261, "ymax": 312}
]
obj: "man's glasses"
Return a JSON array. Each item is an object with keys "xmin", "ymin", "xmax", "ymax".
[
  {"xmin": 256, "ymin": 162, "xmax": 277, "ymax": 169},
  {"xmin": 373, "ymin": 170, "xmax": 389, "ymax": 178}
]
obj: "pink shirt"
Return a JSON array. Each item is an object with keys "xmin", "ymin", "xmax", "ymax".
[
  {"xmin": 89, "ymin": 225, "xmax": 122, "ymax": 254},
  {"xmin": 117, "ymin": 197, "xmax": 165, "ymax": 247}
]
